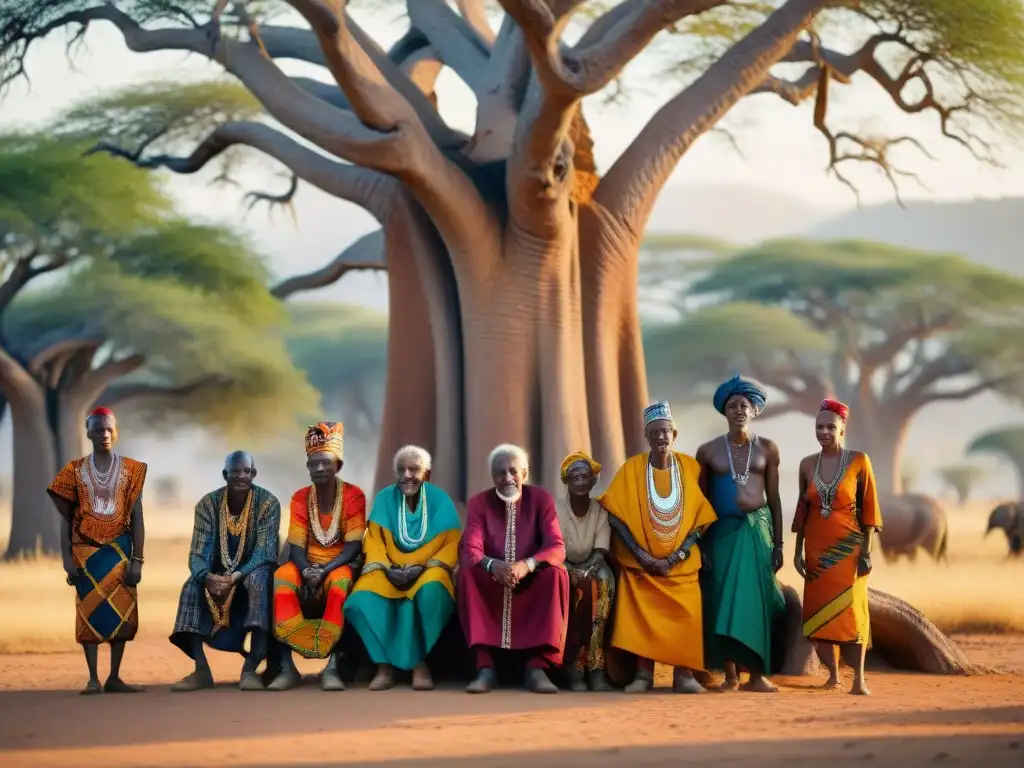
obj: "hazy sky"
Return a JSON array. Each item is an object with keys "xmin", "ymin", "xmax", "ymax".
[{"xmin": 3, "ymin": 6, "xmax": 1022, "ymax": 310}]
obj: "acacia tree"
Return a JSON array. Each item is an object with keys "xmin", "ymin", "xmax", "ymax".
[
  {"xmin": 0, "ymin": 133, "xmax": 317, "ymax": 556},
  {"xmin": 935, "ymin": 463, "xmax": 986, "ymax": 505},
  {"xmin": 4, "ymin": 1, "xmax": 1022, "ymax": 499},
  {"xmin": 967, "ymin": 426, "xmax": 1024, "ymax": 497},
  {"xmin": 644, "ymin": 240, "xmax": 1024, "ymax": 495}
]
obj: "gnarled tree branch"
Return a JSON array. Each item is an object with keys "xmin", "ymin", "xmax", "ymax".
[
  {"xmin": 100, "ymin": 374, "xmax": 232, "ymax": 407},
  {"xmin": 271, "ymin": 229, "xmax": 385, "ymax": 299},
  {"xmin": 456, "ymin": 0, "xmax": 496, "ymax": 45},
  {"xmin": 409, "ymin": 0, "xmax": 491, "ymax": 96}
]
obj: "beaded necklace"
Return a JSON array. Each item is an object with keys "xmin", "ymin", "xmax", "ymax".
[
  {"xmin": 646, "ymin": 458, "xmax": 683, "ymax": 540},
  {"xmin": 725, "ymin": 434, "xmax": 757, "ymax": 486},
  {"xmin": 206, "ymin": 489, "xmax": 253, "ymax": 633},
  {"xmin": 308, "ymin": 482, "xmax": 344, "ymax": 547},
  {"xmin": 396, "ymin": 486, "xmax": 429, "ymax": 549},
  {"xmin": 83, "ymin": 453, "xmax": 122, "ymax": 517},
  {"xmin": 814, "ymin": 448, "xmax": 851, "ymax": 519}
]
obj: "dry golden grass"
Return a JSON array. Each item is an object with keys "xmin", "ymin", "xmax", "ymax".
[{"xmin": 0, "ymin": 498, "xmax": 1020, "ymax": 655}]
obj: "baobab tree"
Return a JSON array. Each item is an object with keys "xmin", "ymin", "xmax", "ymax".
[
  {"xmin": 3, "ymin": 0, "xmax": 1022, "ymax": 500},
  {"xmin": 644, "ymin": 240, "xmax": 1024, "ymax": 495}
]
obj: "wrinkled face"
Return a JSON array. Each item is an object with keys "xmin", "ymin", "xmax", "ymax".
[
  {"xmin": 223, "ymin": 454, "xmax": 256, "ymax": 493},
  {"xmin": 565, "ymin": 464, "xmax": 597, "ymax": 498},
  {"xmin": 645, "ymin": 419, "xmax": 676, "ymax": 456},
  {"xmin": 492, "ymin": 454, "xmax": 528, "ymax": 497},
  {"xmin": 86, "ymin": 415, "xmax": 117, "ymax": 451},
  {"xmin": 306, "ymin": 450, "xmax": 341, "ymax": 485},
  {"xmin": 397, "ymin": 453, "xmax": 430, "ymax": 497},
  {"xmin": 815, "ymin": 411, "xmax": 844, "ymax": 448},
  {"xmin": 725, "ymin": 395, "xmax": 755, "ymax": 429}
]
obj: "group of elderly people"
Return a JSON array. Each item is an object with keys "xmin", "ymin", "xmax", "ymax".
[{"xmin": 49, "ymin": 374, "xmax": 882, "ymax": 696}]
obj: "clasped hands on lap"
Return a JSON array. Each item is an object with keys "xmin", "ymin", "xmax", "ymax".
[
  {"xmin": 487, "ymin": 559, "xmax": 532, "ymax": 588},
  {"xmin": 386, "ymin": 564, "xmax": 425, "ymax": 590},
  {"xmin": 204, "ymin": 572, "xmax": 239, "ymax": 600}
]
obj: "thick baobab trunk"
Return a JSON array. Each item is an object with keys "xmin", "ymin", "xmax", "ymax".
[
  {"xmin": 845, "ymin": 407, "xmax": 910, "ymax": 497},
  {"xmin": 0, "ymin": 357, "xmax": 59, "ymax": 557},
  {"xmin": 579, "ymin": 205, "xmax": 648, "ymax": 476},
  {"xmin": 459, "ymin": 230, "xmax": 590, "ymax": 496},
  {"xmin": 55, "ymin": 390, "xmax": 91, "ymax": 467}
]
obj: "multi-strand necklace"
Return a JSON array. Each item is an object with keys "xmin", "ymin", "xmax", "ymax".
[
  {"xmin": 646, "ymin": 458, "xmax": 683, "ymax": 540},
  {"xmin": 83, "ymin": 453, "xmax": 122, "ymax": 517},
  {"xmin": 499, "ymin": 493, "xmax": 518, "ymax": 649},
  {"xmin": 207, "ymin": 489, "xmax": 253, "ymax": 633},
  {"xmin": 725, "ymin": 434, "xmax": 757, "ymax": 486},
  {"xmin": 396, "ymin": 487, "xmax": 429, "ymax": 549},
  {"xmin": 814, "ymin": 448, "xmax": 851, "ymax": 519},
  {"xmin": 308, "ymin": 482, "xmax": 344, "ymax": 547}
]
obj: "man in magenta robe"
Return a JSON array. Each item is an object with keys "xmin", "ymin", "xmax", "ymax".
[{"xmin": 457, "ymin": 443, "xmax": 570, "ymax": 693}]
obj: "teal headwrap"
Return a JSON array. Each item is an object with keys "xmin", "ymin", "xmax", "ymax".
[{"xmin": 713, "ymin": 375, "xmax": 767, "ymax": 415}]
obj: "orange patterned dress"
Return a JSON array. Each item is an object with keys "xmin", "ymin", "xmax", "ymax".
[
  {"xmin": 47, "ymin": 455, "xmax": 148, "ymax": 644},
  {"xmin": 792, "ymin": 451, "xmax": 882, "ymax": 644},
  {"xmin": 272, "ymin": 482, "xmax": 366, "ymax": 658}
]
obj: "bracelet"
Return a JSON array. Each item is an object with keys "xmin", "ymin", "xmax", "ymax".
[
  {"xmin": 484, "ymin": 558, "xmax": 494, "ymax": 574},
  {"xmin": 130, "ymin": 555, "xmax": 144, "ymax": 564},
  {"xmin": 526, "ymin": 557, "xmax": 537, "ymax": 573}
]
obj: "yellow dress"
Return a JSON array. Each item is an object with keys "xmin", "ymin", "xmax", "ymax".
[{"xmin": 598, "ymin": 452, "xmax": 718, "ymax": 669}]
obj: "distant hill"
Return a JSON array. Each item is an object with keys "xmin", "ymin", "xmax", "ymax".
[
  {"xmin": 805, "ymin": 197, "xmax": 1023, "ymax": 273},
  {"xmin": 646, "ymin": 184, "xmax": 832, "ymax": 244}
]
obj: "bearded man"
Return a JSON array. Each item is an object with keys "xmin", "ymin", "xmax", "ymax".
[
  {"xmin": 599, "ymin": 401, "xmax": 717, "ymax": 694},
  {"xmin": 696, "ymin": 375, "xmax": 786, "ymax": 693},
  {"xmin": 344, "ymin": 445, "xmax": 462, "ymax": 691},
  {"xmin": 457, "ymin": 444, "xmax": 570, "ymax": 694},
  {"xmin": 270, "ymin": 421, "xmax": 366, "ymax": 691},
  {"xmin": 47, "ymin": 406, "xmax": 148, "ymax": 695},
  {"xmin": 169, "ymin": 451, "xmax": 281, "ymax": 691}
]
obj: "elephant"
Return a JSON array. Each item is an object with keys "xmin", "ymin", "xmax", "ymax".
[
  {"xmin": 878, "ymin": 493, "xmax": 949, "ymax": 564},
  {"xmin": 986, "ymin": 501, "xmax": 1023, "ymax": 558}
]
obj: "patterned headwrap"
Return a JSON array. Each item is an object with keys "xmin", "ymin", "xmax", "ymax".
[
  {"xmin": 559, "ymin": 451, "xmax": 602, "ymax": 483},
  {"xmin": 643, "ymin": 400, "xmax": 673, "ymax": 427},
  {"xmin": 713, "ymin": 374, "xmax": 768, "ymax": 416},
  {"xmin": 819, "ymin": 399, "xmax": 850, "ymax": 422},
  {"xmin": 305, "ymin": 421, "xmax": 344, "ymax": 460}
]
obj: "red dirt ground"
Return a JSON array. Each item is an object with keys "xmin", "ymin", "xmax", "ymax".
[{"xmin": 0, "ymin": 634, "xmax": 1022, "ymax": 767}]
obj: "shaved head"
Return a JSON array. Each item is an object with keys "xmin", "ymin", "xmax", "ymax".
[
  {"xmin": 223, "ymin": 451, "xmax": 256, "ymax": 492},
  {"xmin": 224, "ymin": 450, "xmax": 255, "ymax": 471}
]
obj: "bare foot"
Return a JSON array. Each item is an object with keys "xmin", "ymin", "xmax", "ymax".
[
  {"xmin": 411, "ymin": 663, "xmax": 435, "ymax": 691},
  {"xmin": 715, "ymin": 676, "xmax": 740, "ymax": 692},
  {"xmin": 368, "ymin": 665, "xmax": 395, "ymax": 692},
  {"xmin": 103, "ymin": 677, "xmax": 143, "ymax": 693},
  {"xmin": 624, "ymin": 676, "xmax": 652, "ymax": 694},
  {"xmin": 741, "ymin": 675, "xmax": 778, "ymax": 693},
  {"xmin": 849, "ymin": 679, "xmax": 871, "ymax": 696},
  {"xmin": 821, "ymin": 677, "xmax": 843, "ymax": 691},
  {"xmin": 80, "ymin": 678, "xmax": 102, "ymax": 695}
]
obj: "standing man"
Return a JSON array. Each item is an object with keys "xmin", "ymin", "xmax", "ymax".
[
  {"xmin": 696, "ymin": 375, "xmax": 786, "ymax": 692},
  {"xmin": 46, "ymin": 406, "xmax": 148, "ymax": 695},
  {"xmin": 458, "ymin": 444, "xmax": 570, "ymax": 694},
  {"xmin": 169, "ymin": 451, "xmax": 281, "ymax": 692},
  {"xmin": 270, "ymin": 421, "xmax": 366, "ymax": 691},
  {"xmin": 599, "ymin": 401, "xmax": 717, "ymax": 694}
]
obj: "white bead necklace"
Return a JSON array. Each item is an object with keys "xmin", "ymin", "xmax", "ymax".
[
  {"xmin": 646, "ymin": 459, "xmax": 683, "ymax": 540},
  {"xmin": 397, "ymin": 486, "xmax": 429, "ymax": 549}
]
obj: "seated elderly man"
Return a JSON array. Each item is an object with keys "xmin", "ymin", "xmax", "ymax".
[
  {"xmin": 270, "ymin": 421, "xmax": 366, "ymax": 691},
  {"xmin": 557, "ymin": 451, "xmax": 615, "ymax": 692},
  {"xmin": 170, "ymin": 451, "xmax": 281, "ymax": 691},
  {"xmin": 457, "ymin": 444, "xmax": 570, "ymax": 694},
  {"xmin": 344, "ymin": 445, "xmax": 462, "ymax": 692}
]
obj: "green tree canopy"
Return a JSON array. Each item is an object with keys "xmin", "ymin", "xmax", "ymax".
[
  {"xmin": 285, "ymin": 300, "xmax": 388, "ymax": 441},
  {"xmin": 967, "ymin": 426, "xmax": 1024, "ymax": 496},
  {"xmin": 653, "ymin": 239, "xmax": 1024, "ymax": 493},
  {"xmin": 935, "ymin": 462, "xmax": 988, "ymax": 505}
]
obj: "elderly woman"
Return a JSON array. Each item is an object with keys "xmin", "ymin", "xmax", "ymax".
[
  {"xmin": 793, "ymin": 399, "xmax": 883, "ymax": 696},
  {"xmin": 344, "ymin": 445, "xmax": 462, "ymax": 692},
  {"xmin": 557, "ymin": 451, "xmax": 615, "ymax": 692},
  {"xmin": 457, "ymin": 444, "xmax": 570, "ymax": 694}
]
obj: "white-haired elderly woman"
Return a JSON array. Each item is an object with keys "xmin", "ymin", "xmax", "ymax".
[
  {"xmin": 344, "ymin": 445, "xmax": 462, "ymax": 692},
  {"xmin": 457, "ymin": 444, "xmax": 570, "ymax": 695},
  {"xmin": 557, "ymin": 451, "xmax": 615, "ymax": 692}
]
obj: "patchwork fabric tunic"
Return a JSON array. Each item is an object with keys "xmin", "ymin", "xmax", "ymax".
[
  {"xmin": 344, "ymin": 482, "xmax": 462, "ymax": 670},
  {"xmin": 47, "ymin": 455, "xmax": 148, "ymax": 645},
  {"xmin": 273, "ymin": 483, "xmax": 366, "ymax": 658},
  {"xmin": 169, "ymin": 485, "xmax": 281, "ymax": 657}
]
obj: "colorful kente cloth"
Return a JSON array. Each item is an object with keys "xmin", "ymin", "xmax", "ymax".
[
  {"xmin": 792, "ymin": 451, "xmax": 882, "ymax": 643},
  {"xmin": 344, "ymin": 482, "xmax": 462, "ymax": 670},
  {"xmin": 701, "ymin": 473, "xmax": 785, "ymax": 673},
  {"xmin": 47, "ymin": 455, "xmax": 147, "ymax": 644},
  {"xmin": 273, "ymin": 483, "xmax": 366, "ymax": 658},
  {"xmin": 599, "ymin": 452, "xmax": 717, "ymax": 670},
  {"xmin": 457, "ymin": 485, "xmax": 570, "ymax": 666},
  {"xmin": 170, "ymin": 485, "xmax": 281, "ymax": 657}
]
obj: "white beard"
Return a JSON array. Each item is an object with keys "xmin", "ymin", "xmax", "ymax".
[{"xmin": 495, "ymin": 486, "xmax": 522, "ymax": 505}]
